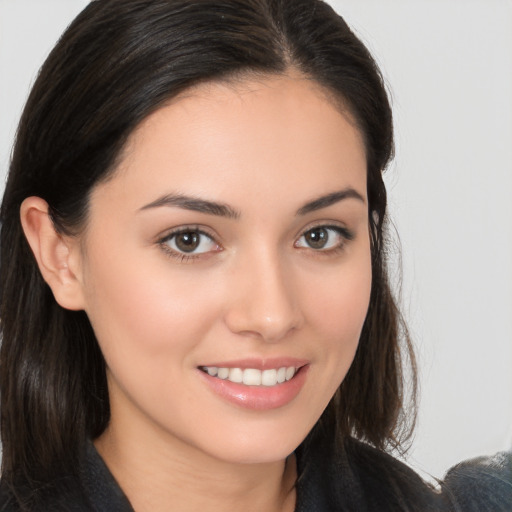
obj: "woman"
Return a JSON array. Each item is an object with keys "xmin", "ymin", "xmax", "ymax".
[{"xmin": 0, "ymin": 0, "xmax": 510, "ymax": 510}]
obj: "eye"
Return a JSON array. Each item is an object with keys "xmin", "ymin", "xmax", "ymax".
[
  {"xmin": 160, "ymin": 228, "xmax": 219, "ymax": 256},
  {"xmin": 295, "ymin": 225, "xmax": 353, "ymax": 251}
]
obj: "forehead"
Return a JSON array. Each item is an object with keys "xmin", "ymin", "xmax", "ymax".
[{"xmin": 93, "ymin": 75, "xmax": 367, "ymax": 215}]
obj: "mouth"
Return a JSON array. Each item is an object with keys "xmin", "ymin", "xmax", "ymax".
[
  {"xmin": 197, "ymin": 361, "xmax": 309, "ymax": 410},
  {"xmin": 199, "ymin": 366, "xmax": 300, "ymax": 387}
]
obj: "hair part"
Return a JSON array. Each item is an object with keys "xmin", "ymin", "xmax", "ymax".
[{"xmin": 0, "ymin": 0, "xmax": 416, "ymax": 499}]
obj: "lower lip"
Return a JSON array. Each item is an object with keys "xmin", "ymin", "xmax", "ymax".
[{"xmin": 197, "ymin": 366, "xmax": 309, "ymax": 410}]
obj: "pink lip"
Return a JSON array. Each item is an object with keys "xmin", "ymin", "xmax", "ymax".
[
  {"xmin": 198, "ymin": 357, "xmax": 309, "ymax": 370},
  {"xmin": 197, "ymin": 364, "xmax": 310, "ymax": 411}
]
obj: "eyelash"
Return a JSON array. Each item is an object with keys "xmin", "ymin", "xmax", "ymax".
[
  {"xmin": 157, "ymin": 224, "xmax": 355, "ymax": 262},
  {"xmin": 158, "ymin": 226, "xmax": 219, "ymax": 262},
  {"xmin": 294, "ymin": 224, "xmax": 354, "ymax": 255}
]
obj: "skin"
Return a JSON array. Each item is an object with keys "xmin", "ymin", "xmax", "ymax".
[{"xmin": 21, "ymin": 75, "xmax": 371, "ymax": 512}]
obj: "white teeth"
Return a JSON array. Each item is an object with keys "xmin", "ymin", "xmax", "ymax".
[
  {"xmin": 202, "ymin": 366, "xmax": 299, "ymax": 386},
  {"xmin": 261, "ymin": 369, "xmax": 277, "ymax": 386},
  {"xmin": 228, "ymin": 367, "xmax": 243, "ymax": 383},
  {"xmin": 243, "ymin": 368, "xmax": 261, "ymax": 386},
  {"xmin": 217, "ymin": 367, "xmax": 229, "ymax": 379}
]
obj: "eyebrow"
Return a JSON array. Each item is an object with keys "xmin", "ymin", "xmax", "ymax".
[
  {"xmin": 139, "ymin": 187, "xmax": 365, "ymax": 219},
  {"xmin": 139, "ymin": 194, "xmax": 240, "ymax": 219},
  {"xmin": 296, "ymin": 188, "xmax": 365, "ymax": 215}
]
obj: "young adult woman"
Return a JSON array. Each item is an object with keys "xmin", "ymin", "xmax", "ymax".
[{"xmin": 0, "ymin": 1, "xmax": 510, "ymax": 510}]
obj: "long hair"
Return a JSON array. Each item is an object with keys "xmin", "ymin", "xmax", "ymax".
[{"xmin": 0, "ymin": 0, "xmax": 416, "ymax": 497}]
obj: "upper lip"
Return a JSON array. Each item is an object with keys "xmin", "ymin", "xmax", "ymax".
[{"xmin": 198, "ymin": 357, "xmax": 309, "ymax": 370}]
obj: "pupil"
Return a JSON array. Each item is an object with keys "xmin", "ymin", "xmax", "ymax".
[
  {"xmin": 176, "ymin": 232, "xmax": 200, "ymax": 252},
  {"xmin": 306, "ymin": 228, "xmax": 327, "ymax": 249}
]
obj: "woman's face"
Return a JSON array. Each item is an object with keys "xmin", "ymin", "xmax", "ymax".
[{"xmin": 78, "ymin": 75, "xmax": 371, "ymax": 464}]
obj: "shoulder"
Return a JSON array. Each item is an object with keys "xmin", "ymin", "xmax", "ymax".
[
  {"xmin": 342, "ymin": 437, "xmax": 445, "ymax": 511},
  {"xmin": 442, "ymin": 450, "xmax": 512, "ymax": 511},
  {"xmin": 296, "ymin": 434, "xmax": 445, "ymax": 511},
  {"xmin": 0, "ymin": 474, "xmax": 93, "ymax": 512},
  {"xmin": 0, "ymin": 443, "xmax": 133, "ymax": 512}
]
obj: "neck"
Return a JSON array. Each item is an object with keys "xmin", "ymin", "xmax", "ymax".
[{"xmin": 94, "ymin": 424, "xmax": 297, "ymax": 512}]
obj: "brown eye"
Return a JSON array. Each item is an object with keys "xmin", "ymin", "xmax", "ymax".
[
  {"xmin": 175, "ymin": 231, "xmax": 200, "ymax": 252},
  {"xmin": 162, "ymin": 229, "xmax": 218, "ymax": 255},
  {"xmin": 304, "ymin": 227, "xmax": 329, "ymax": 249},
  {"xmin": 295, "ymin": 225, "xmax": 352, "ymax": 251}
]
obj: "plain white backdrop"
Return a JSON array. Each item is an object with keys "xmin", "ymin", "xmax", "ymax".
[{"xmin": 1, "ymin": 0, "xmax": 511, "ymax": 481}]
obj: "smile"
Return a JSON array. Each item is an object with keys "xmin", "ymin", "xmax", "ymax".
[{"xmin": 199, "ymin": 366, "xmax": 298, "ymax": 387}]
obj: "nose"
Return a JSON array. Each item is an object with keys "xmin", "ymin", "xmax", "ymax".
[{"xmin": 223, "ymin": 248, "xmax": 304, "ymax": 343}]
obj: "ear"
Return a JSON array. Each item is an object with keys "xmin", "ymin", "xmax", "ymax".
[{"xmin": 20, "ymin": 197, "xmax": 86, "ymax": 311}]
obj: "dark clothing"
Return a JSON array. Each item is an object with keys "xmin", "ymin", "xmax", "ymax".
[
  {"xmin": 0, "ymin": 436, "xmax": 510, "ymax": 511},
  {"xmin": 442, "ymin": 450, "xmax": 512, "ymax": 512},
  {"xmin": 295, "ymin": 434, "xmax": 512, "ymax": 511}
]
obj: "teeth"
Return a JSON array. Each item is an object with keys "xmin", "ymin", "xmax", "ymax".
[
  {"xmin": 201, "ymin": 366, "xmax": 298, "ymax": 386},
  {"xmin": 229, "ymin": 367, "xmax": 243, "ymax": 383},
  {"xmin": 261, "ymin": 369, "xmax": 277, "ymax": 386},
  {"xmin": 285, "ymin": 366, "xmax": 295, "ymax": 381},
  {"xmin": 243, "ymin": 368, "xmax": 262, "ymax": 386},
  {"xmin": 217, "ymin": 367, "xmax": 228, "ymax": 379}
]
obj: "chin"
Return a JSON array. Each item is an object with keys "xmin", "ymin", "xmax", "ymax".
[{"xmin": 192, "ymin": 418, "xmax": 314, "ymax": 465}]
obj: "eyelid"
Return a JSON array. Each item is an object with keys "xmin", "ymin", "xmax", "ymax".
[
  {"xmin": 155, "ymin": 221, "xmax": 354, "ymax": 262},
  {"xmin": 157, "ymin": 224, "xmax": 219, "ymax": 243},
  {"xmin": 295, "ymin": 220, "xmax": 354, "ymax": 240},
  {"xmin": 294, "ymin": 222, "xmax": 355, "ymax": 252},
  {"xmin": 157, "ymin": 225, "xmax": 222, "ymax": 261}
]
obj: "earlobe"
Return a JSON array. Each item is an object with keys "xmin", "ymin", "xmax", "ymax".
[{"xmin": 20, "ymin": 197, "xmax": 86, "ymax": 311}]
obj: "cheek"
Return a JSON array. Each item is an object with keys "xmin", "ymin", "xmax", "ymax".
[
  {"xmin": 82, "ymin": 255, "xmax": 228, "ymax": 429},
  {"xmin": 82, "ymin": 248, "xmax": 222, "ymax": 369},
  {"xmin": 307, "ymin": 252, "xmax": 372, "ymax": 341},
  {"xmin": 300, "ymin": 244, "xmax": 372, "ymax": 384}
]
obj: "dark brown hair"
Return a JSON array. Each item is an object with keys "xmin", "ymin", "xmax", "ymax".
[{"xmin": 0, "ymin": 0, "xmax": 415, "ymax": 499}]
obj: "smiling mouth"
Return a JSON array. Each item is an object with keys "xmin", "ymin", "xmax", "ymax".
[{"xmin": 199, "ymin": 366, "xmax": 300, "ymax": 387}]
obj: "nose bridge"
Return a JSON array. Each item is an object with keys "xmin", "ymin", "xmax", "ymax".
[{"xmin": 224, "ymin": 243, "xmax": 302, "ymax": 342}]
